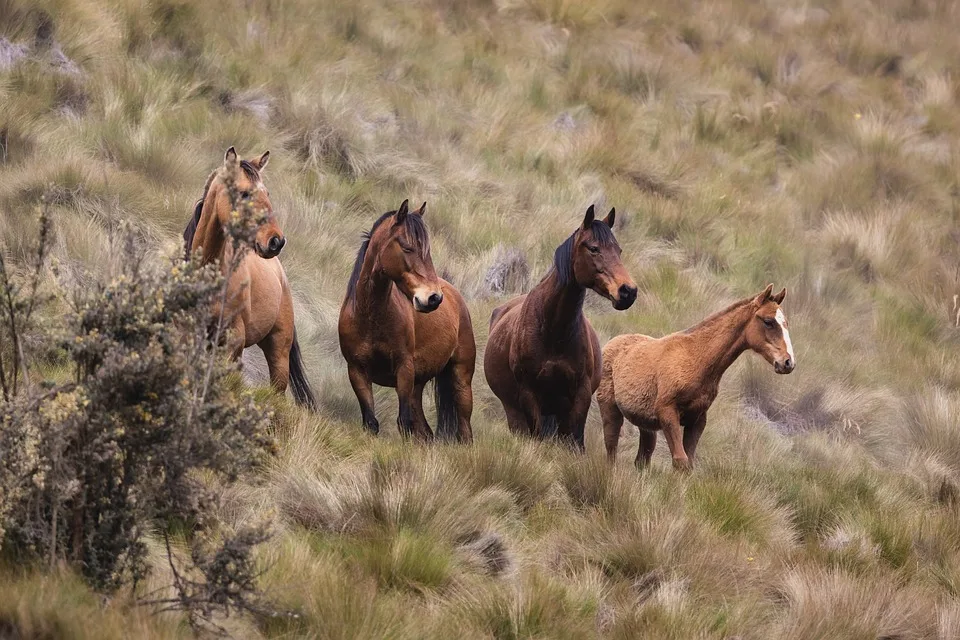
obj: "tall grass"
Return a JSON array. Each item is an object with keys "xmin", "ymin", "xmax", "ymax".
[{"xmin": 2, "ymin": 0, "xmax": 960, "ymax": 636}]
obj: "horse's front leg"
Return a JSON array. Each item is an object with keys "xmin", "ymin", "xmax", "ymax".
[
  {"xmin": 560, "ymin": 386, "xmax": 592, "ymax": 453},
  {"xmin": 516, "ymin": 384, "xmax": 543, "ymax": 438},
  {"xmin": 682, "ymin": 412, "xmax": 708, "ymax": 468},
  {"xmin": 347, "ymin": 364, "xmax": 380, "ymax": 435},
  {"xmin": 410, "ymin": 381, "xmax": 434, "ymax": 441},
  {"xmin": 395, "ymin": 359, "xmax": 426, "ymax": 439}
]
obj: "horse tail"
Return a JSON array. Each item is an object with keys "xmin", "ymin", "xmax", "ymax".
[
  {"xmin": 434, "ymin": 363, "xmax": 459, "ymax": 441},
  {"xmin": 540, "ymin": 414, "xmax": 558, "ymax": 439},
  {"xmin": 289, "ymin": 331, "xmax": 318, "ymax": 411}
]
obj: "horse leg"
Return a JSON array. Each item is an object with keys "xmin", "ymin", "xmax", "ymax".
[
  {"xmin": 410, "ymin": 381, "xmax": 434, "ymax": 441},
  {"xmin": 450, "ymin": 360, "xmax": 474, "ymax": 443},
  {"xmin": 395, "ymin": 359, "xmax": 422, "ymax": 439},
  {"xmin": 517, "ymin": 386, "xmax": 543, "ymax": 437},
  {"xmin": 260, "ymin": 329, "xmax": 293, "ymax": 394},
  {"xmin": 682, "ymin": 413, "xmax": 707, "ymax": 468},
  {"xmin": 347, "ymin": 364, "xmax": 380, "ymax": 435},
  {"xmin": 503, "ymin": 402, "xmax": 530, "ymax": 436},
  {"xmin": 598, "ymin": 395, "xmax": 624, "ymax": 463},
  {"xmin": 560, "ymin": 387, "xmax": 592, "ymax": 453},
  {"xmin": 226, "ymin": 318, "xmax": 246, "ymax": 361},
  {"xmin": 658, "ymin": 405, "xmax": 690, "ymax": 472},
  {"xmin": 636, "ymin": 430, "xmax": 657, "ymax": 469}
]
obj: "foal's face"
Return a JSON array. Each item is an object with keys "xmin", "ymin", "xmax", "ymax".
[
  {"xmin": 217, "ymin": 148, "xmax": 286, "ymax": 259},
  {"xmin": 377, "ymin": 200, "xmax": 444, "ymax": 313},
  {"xmin": 746, "ymin": 285, "xmax": 796, "ymax": 374},
  {"xmin": 572, "ymin": 206, "xmax": 638, "ymax": 310}
]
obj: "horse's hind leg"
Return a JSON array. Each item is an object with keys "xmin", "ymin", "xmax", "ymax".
[
  {"xmin": 598, "ymin": 397, "xmax": 624, "ymax": 463},
  {"xmin": 348, "ymin": 364, "xmax": 380, "ymax": 435}
]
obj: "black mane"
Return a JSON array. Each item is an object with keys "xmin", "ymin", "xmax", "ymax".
[
  {"xmin": 182, "ymin": 160, "xmax": 262, "ymax": 261},
  {"xmin": 345, "ymin": 209, "xmax": 430, "ymax": 302},
  {"xmin": 552, "ymin": 220, "xmax": 617, "ymax": 286}
]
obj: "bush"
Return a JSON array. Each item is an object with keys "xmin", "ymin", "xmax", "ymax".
[{"xmin": 0, "ymin": 194, "xmax": 274, "ymax": 630}]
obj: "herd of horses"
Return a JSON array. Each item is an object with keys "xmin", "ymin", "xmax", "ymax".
[{"xmin": 184, "ymin": 149, "xmax": 796, "ymax": 469}]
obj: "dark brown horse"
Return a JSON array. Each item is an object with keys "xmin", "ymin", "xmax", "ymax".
[
  {"xmin": 183, "ymin": 147, "xmax": 316, "ymax": 408},
  {"xmin": 597, "ymin": 284, "xmax": 796, "ymax": 470},
  {"xmin": 483, "ymin": 205, "xmax": 637, "ymax": 450},
  {"xmin": 338, "ymin": 199, "xmax": 476, "ymax": 441}
]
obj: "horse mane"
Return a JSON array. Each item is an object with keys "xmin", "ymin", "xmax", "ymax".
[
  {"xmin": 552, "ymin": 220, "xmax": 617, "ymax": 286},
  {"xmin": 682, "ymin": 294, "xmax": 757, "ymax": 334},
  {"xmin": 345, "ymin": 209, "xmax": 430, "ymax": 302},
  {"xmin": 182, "ymin": 160, "xmax": 262, "ymax": 261}
]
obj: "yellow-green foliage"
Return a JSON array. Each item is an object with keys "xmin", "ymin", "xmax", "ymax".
[{"xmin": 2, "ymin": 0, "xmax": 960, "ymax": 637}]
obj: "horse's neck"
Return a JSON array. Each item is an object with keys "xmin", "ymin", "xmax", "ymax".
[
  {"xmin": 527, "ymin": 270, "xmax": 586, "ymax": 345},
  {"xmin": 196, "ymin": 202, "xmax": 228, "ymax": 268},
  {"xmin": 686, "ymin": 304, "xmax": 752, "ymax": 383},
  {"xmin": 353, "ymin": 242, "xmax": 396, "ymax": 319}
]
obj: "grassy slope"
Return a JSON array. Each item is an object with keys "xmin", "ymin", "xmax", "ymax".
[{"xmin": 2, "ymin": 0, "xmax": 960, "ymax": 637}]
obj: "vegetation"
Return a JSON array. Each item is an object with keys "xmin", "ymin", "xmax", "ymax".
[{"xmin": 1, "ymin": 0, "xmax": 959, "ymax": 637}]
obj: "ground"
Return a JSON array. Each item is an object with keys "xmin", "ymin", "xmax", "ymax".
[{"xmin": 1, "ymin": 0, "xmax": 960, "ymax": 637}]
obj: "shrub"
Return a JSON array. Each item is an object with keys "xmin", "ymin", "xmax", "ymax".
[{"xmin": 0, "ymin": 187, "xmax": 275, "ymax": 631}]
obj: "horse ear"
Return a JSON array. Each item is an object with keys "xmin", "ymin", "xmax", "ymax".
[
  {"xmin": 224, "ymin": 146, "xmax": 238, "ymax": 166},
  {"xmin": 415, "ymin": 201, "xmax": 427, "ymax": 217},
  {"xmin": 755, "ymin": 283, "xmax": 774, "ymax": 304},
  {"xmin": 256, "ymin": 150, "xmax": 270, "ymax": 171},
  {"xmin": 772, "ymin": 287, "xmax": 786, "ymax": 304},
  {"xmin": 602, "ymin": 207, "xmax": 616, "ymax": 228},
  {"xmin": 581, "ymin": 205, "xmax": 596, "ymax": 230},
  {"xmin": 395, "ymin": 199, "xmax": 410, "ymax": 224}
]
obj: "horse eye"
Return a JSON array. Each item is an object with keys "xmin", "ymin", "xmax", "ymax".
[
  {"xmin": 240, "ymin": 190, "xmax": 251, "ymax": 200},
  {"xmin": 587, "ymin": 245, "xmax": 600, "ymax": 254},
  {"xmin": 763, "ymin": 318, "xmax": 776, "ymax": 328},
  {"xmin": 398, "ymin": 241, "xmax": 414, "ymax": 253}
]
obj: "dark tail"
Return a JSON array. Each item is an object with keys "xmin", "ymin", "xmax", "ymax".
[
  {"xmin": 540, "ymin": 415, "xmax": 558, "ymax": 439},
  {"xmin": 289, "ymin": 331, "xmax": 317, "ymax": 411},
  {"xmin": 434, "ymin": 363, "xmax": 459, "ymax": 441}
]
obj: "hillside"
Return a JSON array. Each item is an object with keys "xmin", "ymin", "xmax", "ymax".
[{"xmin": 2, "ymin": 0, "xmax": 960, "ymax": 637}]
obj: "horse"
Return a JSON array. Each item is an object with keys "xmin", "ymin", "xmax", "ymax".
[
  {"xmin": 338, "ymin": 199, "xmax": 476, "ymax": 442},
  {"xmin": 597, "ymin": 284, "xmax": 796, "ymax": 471},
  {"xmin": 483, "ymin": 205, "xmax": 638, "ymax": 451},
  {"xmin": 182, "ymin": 146, "xmax": 316, "ymax": 409}
]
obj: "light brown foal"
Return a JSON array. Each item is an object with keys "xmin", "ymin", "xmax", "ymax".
[{"xmin": 597, "ymin": 284, "xmax": 795, "ymax": 470}]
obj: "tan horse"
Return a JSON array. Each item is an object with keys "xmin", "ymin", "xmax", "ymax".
[
  {"xmin": 338, "ymin": 199, "xmax": 476, "ymax": 441},
  {"xmin": 483, "ymin": 205, "xmax": 637, "ymax": 451},
  {"xmin": 597, "ymin": 284, "xmax": 795, "ymax": 470},
  {"xmin": 182, "ymin": 147, "xmax": 316, "ymax": 408}
]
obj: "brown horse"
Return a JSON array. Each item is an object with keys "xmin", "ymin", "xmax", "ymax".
[
  {"xmin": 338, "ymin": 199, "xmax": 476, "ymax": 441},
  {"xmin": 597, "ymin": 284, "xmax": 796, "ymax": 471},
  {"xmin": 182, "ymin": 147, "xmax": 316, "ymax": 408},
  {"xmin": 483, "ymin": 205, "xmax": 637, "ymax": 450}
]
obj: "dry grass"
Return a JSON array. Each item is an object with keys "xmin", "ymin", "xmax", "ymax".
[{"xmin": 3, "ymin": 0, "xmax": 960, "ymax": 637}]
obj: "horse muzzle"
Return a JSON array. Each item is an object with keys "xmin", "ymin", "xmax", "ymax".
[
  {"xmin": 256, "ymin": 235, "xmax": 286, "ymax": 259},
  {"xmin": 611, "ymin": 284, "xmax": 638, "ymax": 310},
  {"xmin": 413, "ymin": 291, "xmax": 443, "ymax": 313},
  {"xmin": 774, "ymin": 357, "xmax": 795, "ymax": 374}
]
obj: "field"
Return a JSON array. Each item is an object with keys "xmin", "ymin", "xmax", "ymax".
[{"xmin": 2, "ymin": 0, "xmax": 960, "ymax": 637}]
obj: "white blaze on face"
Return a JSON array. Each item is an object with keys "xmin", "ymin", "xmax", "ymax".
[{"xmin": 775, "ymin": 308, "xmax": 794, "ymax": 361}]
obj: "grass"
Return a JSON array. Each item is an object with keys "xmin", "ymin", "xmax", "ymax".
[{"xmin": 2, "ymin": 0, "xmax": 960, "ymax": 637}]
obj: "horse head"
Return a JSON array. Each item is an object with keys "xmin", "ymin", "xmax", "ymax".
[
  {"xmin": 210, "ymin": 147, "xmax": 285, "ymax": 259},
  {"xmin": 567, "ymin": 205, "xmax": 637, "ymax": 310},
  {"xmin": 745, "ymin": 284, "xmax": 795, "ymax": 374},
  {"xmin": 372, "ymin": 199, "xmax": 443, "ymax": 313}
]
